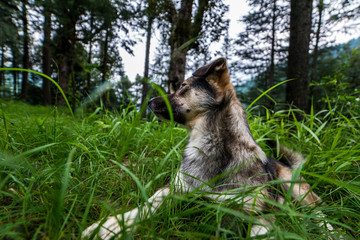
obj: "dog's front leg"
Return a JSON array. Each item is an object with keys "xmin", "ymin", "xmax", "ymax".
[
  {"xmin": 82, "ymin": 186, "xmax": 171, "ymax": 240},
  {"xmin": 205, "ymin": 193, "xmax": 273, "ymax": 238},
  {"xmin": 249, "ymin": 217, "xmax": 273, "ymax": 237}
]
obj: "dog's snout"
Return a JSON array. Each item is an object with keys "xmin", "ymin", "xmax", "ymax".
[
  {"xmin": 148, "ymin": 98, "xmax": 157, "ymax": 111},
  {"xmin": 148, "ymin": 98, "xmax": 155, "ymax": 106}
]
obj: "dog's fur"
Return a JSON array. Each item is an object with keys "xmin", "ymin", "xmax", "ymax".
[{"xmin": 83, "ymin": 58, "xmax": 332, "ymax": 239}]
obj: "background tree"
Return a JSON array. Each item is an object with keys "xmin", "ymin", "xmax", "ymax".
[
  {"xmin": 11, "ymin": 45, "xmax": 20, "ymax": 96},
  {"xmin": 98, "ymin": 4, "xmax": 118, "ymax": 107},
  {"xmin": 310, "ymin": 0, "xmax": 325, "ymax": 84},
  {"xmin": 99, "ymin": 1, "xmax": 137, "ymax": 109},
  {"xmin": 20, "ymin": 0, "xmax": 29, "ymax": 100},
  {"xmin": 50, "ymin": 0, "xmax": 114, "ymax": 105},
  {"xmin": 166, "ymin": 0, "xmax": 228, "ymax": 93},
  {"xmin": 235, "ymin": 0, "xmax": 289, "ymax": 89},
  {"xmin": 0, "ymin": 0, "xmax": 19, "ymax": 96},
  {"xmin": 309, "ymin": 38, "xmax": 360, "ymax": 112},
  {"xmin": 328, "ymin": 0, "xmax": 360, "ymax": 25},
  {"xmin": 140, "ymin": 0, "xmax": 158, "ymax": 117},
  {"xmin": 0, "ymin": 0, "xmax": 359, "ymax": 115},
  {"xmin": 49, "ymin": 0, "xmax": 136, "ymax": 107},
  {"xmin": 42, "ymin": 0, "xmax": 52, "ymax": 105},
  {"xmin": 286, "ymin": 0, "xmax": 313, "ymax": 112}
]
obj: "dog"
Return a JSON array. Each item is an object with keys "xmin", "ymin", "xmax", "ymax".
[{"xmin": 83, "ymin": 57, "xmax": 333, "ymax": 239}]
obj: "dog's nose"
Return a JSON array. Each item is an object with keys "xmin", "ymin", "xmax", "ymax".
[{"xmin": 148, "ymin": 98, "xmax": 154, "ymax": 106}]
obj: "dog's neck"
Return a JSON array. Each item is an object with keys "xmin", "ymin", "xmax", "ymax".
[{"xmin": 181, "ymin": 93, "xmax": 267, "ymax": 188}]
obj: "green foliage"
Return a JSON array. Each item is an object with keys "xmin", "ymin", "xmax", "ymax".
[
  {"xmin": 0, "ymin": 68, "xmax": 74, "ymax": 116},
  {"xmin": 234, "ymin": 0, "xmax": 289, "ymax": 77},
  {"xmin": 236, "ymin": 62, "xmax": 288, "ymax": 112},
  {"xmin": 237, "ymin": 39, "xmax": 360, "ymax": 113},
  {"xmin": 311, "ymin": 48, "xmax": 360, "ymax": 114},
  {"xmin": 1, "ymin": 98, "xmax": 359, "ymax": 239},
  {"xmin": 0, "ymin": 0, "xmax": 19, "ymax": 47}
]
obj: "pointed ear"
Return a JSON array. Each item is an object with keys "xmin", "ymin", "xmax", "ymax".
[{"xmin": 192, "ymin": 57, "xmax": 227, "ymax": 77}]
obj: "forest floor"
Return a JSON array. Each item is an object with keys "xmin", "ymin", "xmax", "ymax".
[{"xmin": 0, "ymin": 99, "xmax": 359, "ymax": 239}]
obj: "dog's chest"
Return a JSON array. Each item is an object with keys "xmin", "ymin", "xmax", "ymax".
[
  {"xmin": 178, "ymin": 124, "xmax": 268, "ymax": 191},
  {"xmin": 180, "ymin": 133, "xmax": 230, "ymax": 189}
]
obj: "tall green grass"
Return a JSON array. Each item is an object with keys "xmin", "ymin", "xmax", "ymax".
[{"xmin": 0, "ymin": 98, "xmax": 359, "ymax": 239}]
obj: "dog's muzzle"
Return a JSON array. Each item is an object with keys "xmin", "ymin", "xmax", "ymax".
[{"xmin": 148, "ymin": 97, "xmax": 166, "ymax": 114}]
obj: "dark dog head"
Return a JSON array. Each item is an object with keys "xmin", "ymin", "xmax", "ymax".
[{"xmin": 148, "ymin": 57, "xmax": 234, "ymax": 127}]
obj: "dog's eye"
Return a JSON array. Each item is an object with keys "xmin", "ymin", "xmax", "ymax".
[
  {"xmin": 178, "ymin": 84, "xmax": 189, "ymax": 96},
  {"xmin": 179, "ymin": 83, "xmax": 187, "ymax": 89}
]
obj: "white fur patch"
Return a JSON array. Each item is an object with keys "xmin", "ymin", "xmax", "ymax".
[{"xmin": 82, "ymin": 187, "xmax": 171, "ymax": 239}]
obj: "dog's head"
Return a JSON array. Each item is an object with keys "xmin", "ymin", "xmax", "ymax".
[{"xmin": 148, "ymin": 57, "xmax": 234, "ymax": 127}]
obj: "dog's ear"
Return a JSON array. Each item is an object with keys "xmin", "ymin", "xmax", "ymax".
[{"xmin": 192, "ymin": 57, "xmax": 227, "ymax": 78}]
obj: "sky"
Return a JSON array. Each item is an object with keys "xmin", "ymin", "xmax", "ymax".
[{"xmin": 119, "ymin": 0, "xmax": 360, "ymax": 83}]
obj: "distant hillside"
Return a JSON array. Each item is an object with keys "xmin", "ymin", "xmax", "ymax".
[{"xmin": 235, "ymin": 37, "xmax": 360, "ymax": 109}]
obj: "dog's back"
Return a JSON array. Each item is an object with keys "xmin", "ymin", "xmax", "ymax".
[{"xmin": 267, "ymin": 140, "xmax": 306, "ymax": 170}]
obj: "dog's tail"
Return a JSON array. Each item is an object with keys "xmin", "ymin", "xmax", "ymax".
[{"xmin": 267, "ymin": 140, "xmax": 306, "ymax": 169}]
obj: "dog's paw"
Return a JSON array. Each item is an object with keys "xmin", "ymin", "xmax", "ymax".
[
  {"xmin": 82, "ymin": 221, "xmax": 101, "ymax": 239},
  {"xmin": 250, "ymin": 225, "xmax": 269, "ymax": 238},
  {"xmin": 82, "ymin": 208, "xmax": 141, "ymax": 240},
  {"xmin": 82, "ymin": 216, "xmax": 131, "ymax": 240}
]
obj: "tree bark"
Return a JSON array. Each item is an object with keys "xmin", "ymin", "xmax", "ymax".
[
  {"xmin": 141, "ymin": 16, "xmax": 154, "ymax": 118},
  {"xmin": 87, "ymin": 40, "xmax": 92, "ymax": 91},
  {"xmin": 167, "ymin": 0, "xmax": 210, "ymax": 93},
  {"xmin": 101, "ymin": 30, "xmax": 109, "ymax": 84},
  {"xmin": 311, "ymin": 0, "xmax": 323, "ymax": 79},
  {"xmin": 86, "ymin": 15, "xmax": 94, "ymax": 93},
  {"xmin": 309, "ymin": 0, "xmax": 323, "ymax": 107},
  {"xmin": 58, "ymin": 56, "xmax": 69, "ymax": 105},
  {"xmin": 13, "ymin": 71, "xmax": 17, "ymax": 95},
  {"xmin": 0, "ymin": 46, "xmax": 4, "ymax": 94},
  {"xmin": 12, "ymin": 57, "xmax": 17, "ymax": 95},
  {"xmin": 101, "ymin": 29, "xmax": 109, "ymax": 107},
  {"xmin": 286, "ymin": 0, "xmax": 313, "ymax": 112},
  {"xmin": 42, "ymin": 0, "xmax": 52, "ymax": 105},
  {"xmin": 21, "ymin": 0, "xmax": 29, "ymax": 100},
  {"xmin": 168, "ymin": 0, "xmax": 194, "ymax": 93},
  {"xmin": 57, "ymin": 22, "xmax": 75, "ymax": 106},
  {"xmin": 11, "ymin": 47, "xmax": 18, "ymax": 96},
  {"xmin": 269, "ymin": 0, "xmax": 277, "ymax": 89}
]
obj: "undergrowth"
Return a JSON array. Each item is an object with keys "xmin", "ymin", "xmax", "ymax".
[{"xmin": 0, "ymin": 99, "xmax": 359, "ymax": 239}]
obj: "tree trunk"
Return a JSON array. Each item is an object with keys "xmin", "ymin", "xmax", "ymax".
[
  {"xmin": 13, "ymin": 71, "xmax": 17, "ymax": 95},
  {"xmin": 286, "ymin": 0, "xmax": 313, "ymax": 113},
  {"xmin": 309, "ymin": 0, "xmax": 323, "ymax": 107},
  {"xmin": 0, "ymin": 46, "xmax": 4, "ymax": 94},
  {"xmin": 12, "ymin": 58, "xmax": 17, "ymax": 95},
  {"xmin": 101, "ymin": 29, "xmax": 109, "ymax": 107},
  {"xmin": 71, "ymin": 64, "xmax": 76, "ymax": 110},
  {"xmin": 269, "ymin": 0, "xmax": 277, "ymax": 89},
  {"xmin": 167, "ymin": 0, "xmax": 211, "ymax": 93},
  {"xmin": 21, "ymin": 0, "xmax": 29, "ymax": 100},
  {"xmin": 58, "ymin": 56, "xmax": 69, "ymax": 105},
  {"xmin": 42, "ymin": 0, "xmax": 52, "ymax": 105},
  {"xmin": 101, "ymin": 30, "xmax": 109, "ymax": 84},
  {"xmin": 141, "ymin": 16, "xmax": 154, "ymax": 118},
  {"xmin": 87, "ymin": 15, "xmax": 94, "ymax": 93},
  {"xmin": 168, "ymin": 0, "xmax": 194, "ymax": 93},
  {"xmin": 57, "ymin": 23, "xmax": 75, "ymax": 106},
  {"xmin": 86, "ymin": 40, "xmax": 92, "ymax": 92},
  {"xmin": 11, "ymin": 47, "xmax": 18, "ymax": 96}
]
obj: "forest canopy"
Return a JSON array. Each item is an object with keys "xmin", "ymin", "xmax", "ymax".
[{"xmin": 0, "ymin": 0, "xmax": 359, "ymax": 113}]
